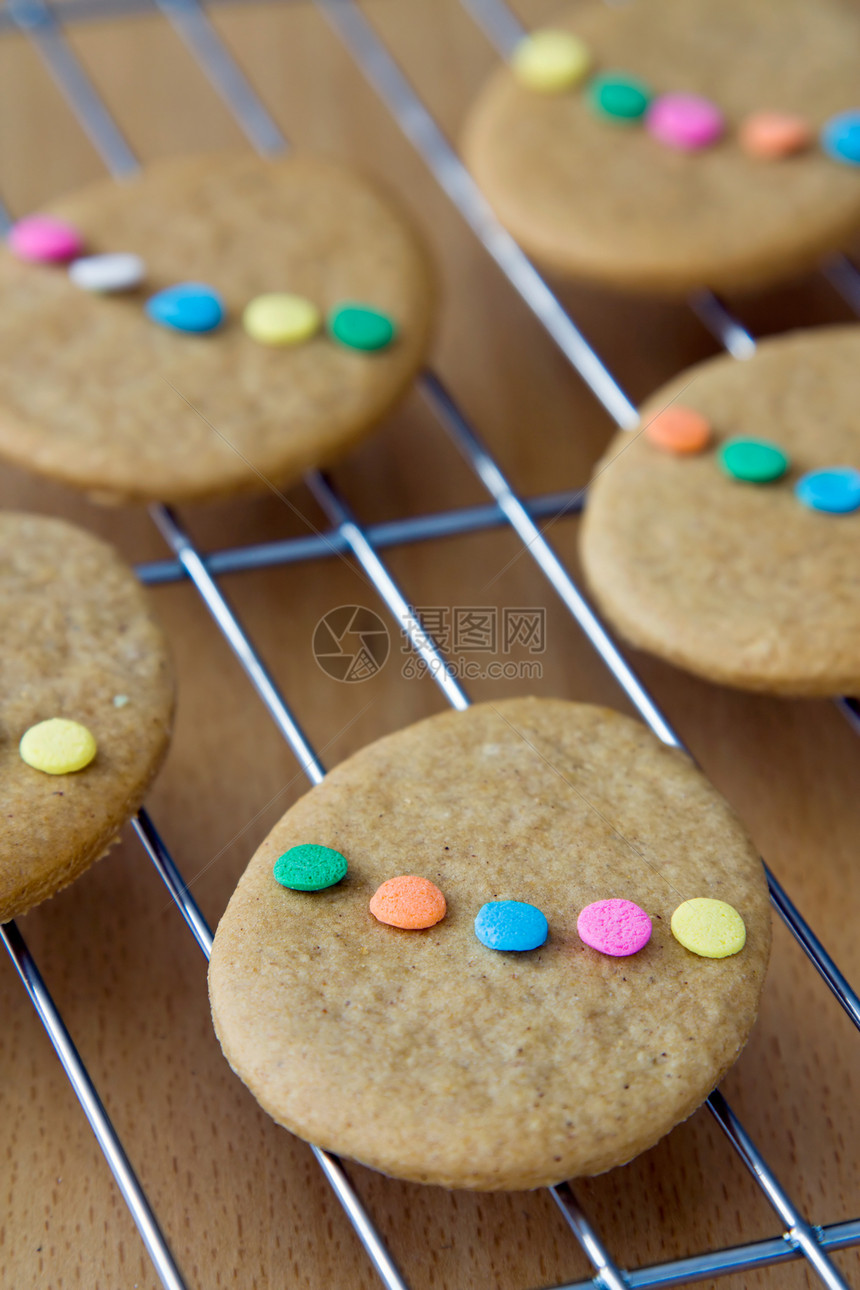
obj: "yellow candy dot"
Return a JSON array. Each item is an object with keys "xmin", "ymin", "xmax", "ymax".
[
  {"xmin": 19, "ymin": 718, "xmax": 97, "ymax": 775},
  {"xmin": 511, "ymin": 30, "xmax": 591, "ymax": 94},
  {"xmin": 671, "ymin": 898, "xmax": 746, "ymax": 960},
  {"xmin": 242, "ymin": 293, "xmax": 321, "ymax": 346}
]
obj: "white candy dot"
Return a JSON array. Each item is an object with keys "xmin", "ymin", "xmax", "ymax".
[{"xmin": 68, "ymin": 252, "xmax": 145, "ymax": 294}]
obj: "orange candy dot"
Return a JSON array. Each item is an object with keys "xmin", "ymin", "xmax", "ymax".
[
  {"xmin": 369, "ymin": 876, "xmax": 447, "ymax": 929},
  {"xmin": 739, "ymin": 111, "xmax": 812, "ymax": 160},
  {"xmin": 643, "ymin": 404, "xmax": 712, "ymax": 455}
]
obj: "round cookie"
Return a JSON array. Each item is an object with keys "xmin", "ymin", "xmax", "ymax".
[
  {"xmin": 209, "ymin": 698, "xmax": 770, "ymax": 1190},
  {"xmin": 0, "ymin": 154, "xmax": 434, "ymax": 503},
  {"xmin": 462, "ymin": 0, "xmax": 860, "ymax": 295},
  {"xmin": 1, "ymin": 513, "xmax": 174, "ymax": 921},
  {"xmin": 580, "ymin": 326, "xmax": 860, "ymax": 696}
]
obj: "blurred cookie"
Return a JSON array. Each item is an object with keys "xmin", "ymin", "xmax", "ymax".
[
  {"xmin": 580, "ymin": 325, "xmax": 860, "ymax": 694},
  {"xmin": 209, "ymin": 697, "xmax": 770, "ymax": 1190},
  {"xmin": 1, "ymin": 513, "xmax": 174, "ymax": 921},
  {"xmin": 0, "ymin": 154, "xmax": 434, "ymax": 502},
  {"xmin": 462, "ymin": 0, "xmax": 860, "ymax": 294}
]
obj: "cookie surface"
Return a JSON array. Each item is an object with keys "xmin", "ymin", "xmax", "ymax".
[
  {"xmin": 0, "ymin": 154, "xmax": 434, "ymax": 503},
  {"xmin": 209, "ymin": 698, "xmax": 770, "ymax": 1190},
  {"xmin": 580, "ymin": 326, "xmax": 860, "ymax": 695},
  {"xmin": 462, "ymin": 0, "xmax": 860, "ymax": 295},
  {"xmin": 1, "ymin": 513, "xmax": 174, "ymax": 921}
]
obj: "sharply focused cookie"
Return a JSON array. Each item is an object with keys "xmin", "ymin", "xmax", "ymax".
[
  {"xmin": 580, "ymin": 325, "xmax": 860, "ymax": 695},
  {"xmin": 0, "ymin": 154, "xmax": 434, "ymax": 503},
  {"xmin": 1, "ymin": 513, "xmax": 174, "ymax": 922},
  {"xmin": 209, "ymin": 698, "xmax": 771, "ymax": 1190},
  {"xmin": 462, "ymin": 0, "xmax": 860, "ymax": 295}
]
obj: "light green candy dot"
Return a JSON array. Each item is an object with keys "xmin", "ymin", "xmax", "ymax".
[
  {"xmin": 273, "ymin": 843, "xmax": 348, "ymax": 892},
  {"xmin": 671, "ymin": 898, "xmax": 746, "ymax": 959},
  {"xmin": 719, "ymin": 437, "xmax": 789, "ymax": 484},
  {"xmin": 329, "ymin": 304, "xmax": 397, "ymax": 352},
  {"xmin": 19, "ymin": 717, "xmax": 97, "ymax": 775},
  {"xmin": 588, "ymin": 72, "xmax": 652, "ymax": 122},
  {"xmin": 511, "ymin": 30, "xmax": 591, "ymax": 94}
]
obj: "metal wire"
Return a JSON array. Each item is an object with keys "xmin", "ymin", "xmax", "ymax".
[
  {"xmin": 1, "ymin": 8, "xmax": 411, "ymax": 1282},
  {"xmin": 542, "ymin": 1219, "xmax": 860, "ymax": 1290},
  {"xmin": 309, "ymin": 4, "xmax": 860, "ymax": 1285},
  {"xmin": 134, "ymin": 487, "xmax": 586, "ymax": 585},
  {"xmin": 7, "ymin": 0, "xmax": 139, "ymax": 174},
  {"xmin": 315, "ymin": 0, "xmax": 639, "ymax": 431},
  {"xmin": 306, "ymin": 471, "xmax": 471, "ymax": 710},
  {"xmin": 3, "ymin": 2, "xmax": 860, "ymax": 1288},
  {"xmin": 0, "ymin": 921, "xmax": 188, "ymax": 1290}
]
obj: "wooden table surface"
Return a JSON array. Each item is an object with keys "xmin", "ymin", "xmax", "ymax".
[{"xmin": 1, "ymin": 3, "xmax": 859, "ymax": 1288}]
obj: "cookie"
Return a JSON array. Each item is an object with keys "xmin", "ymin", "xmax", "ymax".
[
  {"xmin": 0, "ymin": 154, "xmax": 434, "ymax": 503},
  {"xmin": 462, "ymin": 0, "xmax": 860, "ymax": 295},
  {"xmin": 1, "ymin": 513, "xmax": 174, "ymax": 922},
  {"xmin": 209, "ymin": 698, "xmax": 770, "ymax": 1190},
  {"xmin": 580, "ymin": 325, "xmax": 860, "ymax": 695}
]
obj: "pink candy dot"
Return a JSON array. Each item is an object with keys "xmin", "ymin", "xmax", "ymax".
[
  {"xmin": 646, "ymin": 93, "xmax": 724, "ymax": 151},
  {"xmin": 8, "ymin": 215, "xmax": 84, "ymax": 264},
  {"xmin": 577, "ymin": 899, "xmax": 652, "ymax": 957}
]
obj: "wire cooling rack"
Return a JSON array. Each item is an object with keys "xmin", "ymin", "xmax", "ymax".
[{"xmin": 2, "ymin": 1, "xmax": 860, "ymax": 1286}]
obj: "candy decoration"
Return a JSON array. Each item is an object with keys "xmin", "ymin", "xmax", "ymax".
[
  {"xmin": 329, "ymin": 304, "xmax": 397, "ymax": 352},
  {"xmin": 145, "ymin": 282, "xmax": 225, "ymax": 333},
  {"xmin": 68, "ymin": 253, "xmax": 145, "ymax": 293},
  {"xmin": 588, "ymin": 73, "xmax": 652, "ymax": 122},
  {"xmin": 646, "ymin": 93, "xmax": 724, "ymax": 151},
  {"xmin": 511, "ymin": 29, "xmax": 591, "ymax": 94},
  {"xmin": 369, "ymin": 876, "xmax": 446, "ymax": 929},
  {"xmin": 8, "ymin": 216, "xmax": 83, "ymax": 264},
  {"xmin": 273, "ymin": 843, "xmax": 348, "ymax": 892},
  {"xmin": 474, "ymin": 900, "xmax": 548, "ymax": 951},
  {"xmin": 795, "ymin": 466, "xmax": 860, "ymax": 515},
  {"xmin": 644, "ymin": 404, "xmax": 711, "ymax": 454},
  {"xmin": 577, "ymin": 899, "xmax": 652, "ymax": 957},
  {"xmin": 821, "ymin": 110, "xmax": 860, "ymax": 166},
  {"xmin": 19, "ymin": 718, "xmax": 97, "ymax": 775},
  {"xmin": 719, "ymin": 437, "xmax": 789, "ymax": 484},
  {"xmin": 670, "ymin": 898, "xmax": 746, "ymax": 959},
  {"xmin": 739, "ymin": 111, "xmax": 812, "ymax": 160},
  {"xmin": 243, "ymin": 292, "xmax": 321, "ymax": 346}
]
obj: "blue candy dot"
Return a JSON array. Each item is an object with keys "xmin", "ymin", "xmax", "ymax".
[
  {"xmin": 795, "ymin": 466, "xmax": 860, "ymax": 514},
  {"xmin": 145, "ymin": 282, "xmax": 225, "ymax": 333},
  {"xmin": 821, "ymin": 111, "xmax": 860, "ymax": 166},
  {"xmin": 474, "ymin": 900, "xmax": 548, "ymax": 952}
]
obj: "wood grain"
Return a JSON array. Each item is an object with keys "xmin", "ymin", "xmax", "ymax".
[{"xmin": 0, "ymin": 2, "xmax": 858, "ymax": 1287}]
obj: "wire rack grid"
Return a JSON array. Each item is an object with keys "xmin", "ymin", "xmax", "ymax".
[{"xmin": 1, "ymin": 2, "xmax": 859, "ymax": 1288}]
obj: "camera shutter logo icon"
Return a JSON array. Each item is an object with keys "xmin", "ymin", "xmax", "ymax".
[{"xmin": 313, "ymin": 605, "xmax": 390, "ymax": 682}]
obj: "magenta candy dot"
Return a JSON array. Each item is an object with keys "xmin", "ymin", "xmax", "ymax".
[
  {"xmin": 8, "ymin": 216, "xmax": 84, "ymax": 264},
  {"xmin": 577, "ymin": 899, "xmax": 652, "ymax": 957},
  {"xmin": 646, "ymin": 93, "xmax": 724, "ymax": 151}
]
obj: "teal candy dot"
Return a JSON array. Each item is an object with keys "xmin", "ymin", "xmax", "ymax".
[
  {"xmin": 719, "ymin": 438, "xmax": 789, "ymax": 484},
  {"xmin": 329, "ymin": 304, "xmax": 397, "ymax": 352},
  {"xmin": 273, "ymin": 843, "xmax": 348, "ymax": 892},
  {"xmin": 588, "ymin": 72, "xmax": 652, "ymax": 122}
]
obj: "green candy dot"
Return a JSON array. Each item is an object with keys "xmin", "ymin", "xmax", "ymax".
[
  {"xmin": 329, "ymin": 303, "xmax": 397, "ymax": 352},
  {"xmin": 719, "ymin": 438, "xmax": 789, "ymax": 484},
  {"xmin": 588, "ymin": 72, "xmax": 652, "ymax": 121},
  {"xmin": 273, "ymin": 843, "xmax": 348, "ymax": 892}
]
